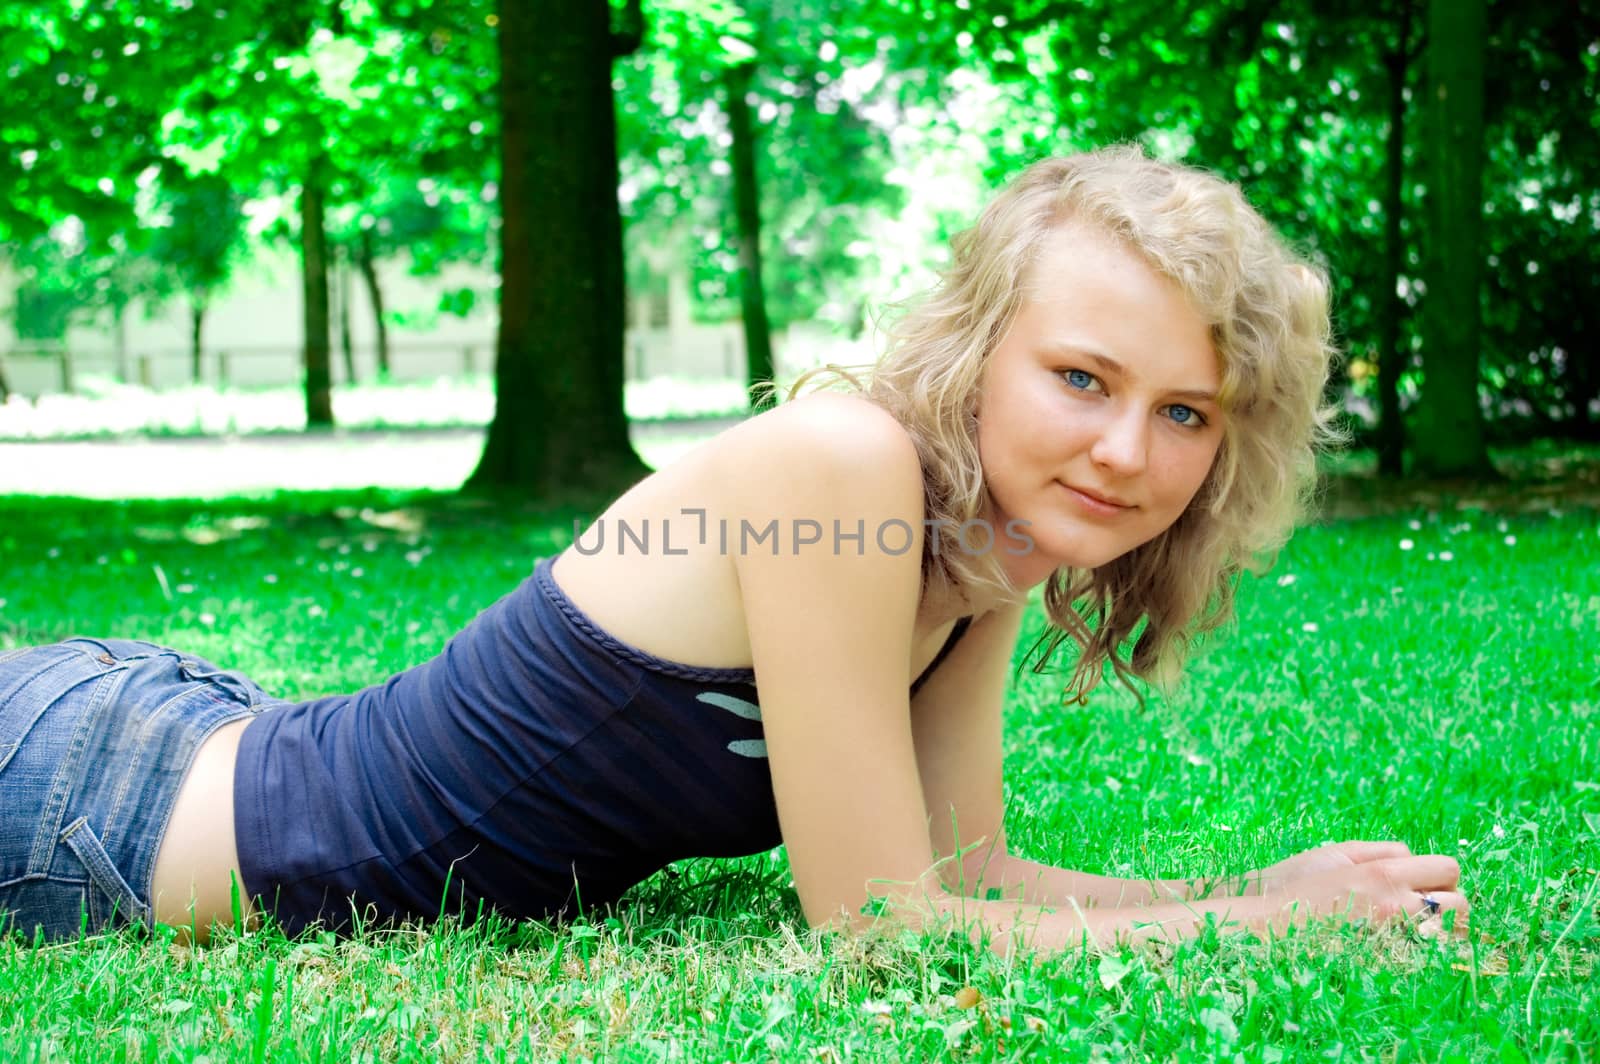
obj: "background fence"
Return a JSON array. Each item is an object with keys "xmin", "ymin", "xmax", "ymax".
[{"xmin": 0, "ymin": 319, "xmax": 864, "ymax": 402}]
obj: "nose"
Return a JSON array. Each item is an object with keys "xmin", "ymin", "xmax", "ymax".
[{"xmin": 1089, "ymin": 406, "xmax": 1149, "ymax": 476}]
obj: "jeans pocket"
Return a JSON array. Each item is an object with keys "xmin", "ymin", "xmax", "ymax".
[
  {"xmin": 59, "ymin": 816, "xmax": 150, "ymax": 931},
  {"xmin": 175, "ymin": 658, "xmax": 270, "ymax": 709}
]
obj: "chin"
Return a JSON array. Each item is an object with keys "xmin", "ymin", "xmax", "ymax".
[{"xmin": 1018, "ymin": 535, "xmax": 1119, "ymax": 574}]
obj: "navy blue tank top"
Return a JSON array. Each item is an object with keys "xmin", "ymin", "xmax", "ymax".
[{"xmin": 233, "ymin": 555, "xmax": 971, "ymax": 934}]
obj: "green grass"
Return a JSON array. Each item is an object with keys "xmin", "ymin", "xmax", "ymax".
[{"xmin": 0, "ymin": 488, "xmax": 1596, "ymax": 1061}]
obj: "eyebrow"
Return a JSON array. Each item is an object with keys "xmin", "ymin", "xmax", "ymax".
[{"xmin": 1047, "ymin": 344, "xmax": 1220, "ymax": 404}]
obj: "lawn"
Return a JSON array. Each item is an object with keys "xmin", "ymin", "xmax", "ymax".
[{"xmin": 0, "ymin": 483, "xmax": 1596, "ymax": 1061}]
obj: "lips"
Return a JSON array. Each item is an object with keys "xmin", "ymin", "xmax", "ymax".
[
  {"xmin": 1064, "ymin": 484, "xmax": 1133, "ymax": 509},
  {"xmin": 1062, "ymin": 483, "xmax": 1139, "ymax": 515}
]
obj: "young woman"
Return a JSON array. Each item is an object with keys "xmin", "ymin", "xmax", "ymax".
[{"xmin": 0, "ymin": 148, "xmax": 1468, "ymax": 951}]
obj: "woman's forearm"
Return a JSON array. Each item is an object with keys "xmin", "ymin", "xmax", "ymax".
[
  {"xmin": 932, "ymin": 886, "xmax": 1307, "ymax": 955},
  {"xmin": 971, "ymin": 854, "xmax": 1264, "ymax": 909}
]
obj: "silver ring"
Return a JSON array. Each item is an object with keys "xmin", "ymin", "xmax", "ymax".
[{"xmin": 1420, "ymin": 894, "xmax": 1441, "ymax": 917}]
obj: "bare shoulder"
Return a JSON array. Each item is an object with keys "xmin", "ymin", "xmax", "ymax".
[
  {"xmin": 715, "ymin": 392, "xmax": 919, "ymax": 471},
  {"xmin": 548, "ymin": 391, "xmax": 927, "ymax": 673},
  {"xmin": 708, "ymin": 392, "xmax": 923, "ymax": 508}
]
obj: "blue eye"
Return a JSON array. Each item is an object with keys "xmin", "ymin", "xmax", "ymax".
[
  {"xmin": 1167, "ymin": 404, "xmax": 1206, "ymax": 427},
  {"xmin": 1064, "ymin": 369, "xmax": 1095, "ymax": 390}
]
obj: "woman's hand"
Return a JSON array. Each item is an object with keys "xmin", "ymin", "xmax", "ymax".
[
  {"xmin": 1271, "ymin": 852, "xmax": 1471, "ymax": 938},
  {"xmin": 1250, "ymin": 840, "xmax": 1414, "ymax": 896}
]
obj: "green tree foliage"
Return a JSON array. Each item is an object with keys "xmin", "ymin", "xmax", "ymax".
[
  {"xmin": 9, "ymin": 238, "xmax": 80, "ymax": 342},
  {"xmin": 615, "ymin": 1, "xmax": 909, "ymax": 335},
  {"xmin": 3, "ymin": 0, "xmax": 497, "ymax": 421},
  {"xmin": 1479, "ymin": 1, "xmax": 1600, "ymax": 442},
  {"xmin": 965, "ymin": 0, "xmax": 1594, "ymax": 474},
  {"xmin": 0, "ymin": 3, "xmax": 159, "ymax": 246},
  {"xmin": 331, "ymin": 170, "xmax": 495, "ymax": 380},
  {"xmin": 153, "ymin": 0, "xmax": 451, "ymax": 426},
  {"xmin": 1, "ymin": 2, "xmax": 174, "ymax": 375},
  {"xmin": 146, "ymin": 170, "xmax": 248, "ymax": 382},
  {"xmin": 3, "ymin": 0, "xmax": 1594, "ymax": 478}
]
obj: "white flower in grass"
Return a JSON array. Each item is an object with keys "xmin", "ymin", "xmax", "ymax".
[
  {"xmin": 263, "ymin": 573, "xmax": 278, "ymax": 584},
  {"xmin": 199, "ymin": 612, "xmax": 216, "ymax": 627},
  {"xmin": 1400, "ymin": 539, "xmax": 1415, "ymax": 551},
  {"xmin": 1439, "ymin": 551, "xmax": 1454, "ymax": 561},
  {"xmin": 1504, "ymin": 534, "xmax": 1517, "ymax": 546},
  {"xmin": 1277, "ymin": 573, "xmax": 1297, "ymax": 586},
  {"xmin": 1301, "ymin": 622, "xmax": 1319, "ymax": 632},
  {"xmin": 1408, "ymin": 519, "xmax": 1422, "ymax": 531}
]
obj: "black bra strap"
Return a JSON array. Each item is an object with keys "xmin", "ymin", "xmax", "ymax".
[{"xmin": 910, "ymin": 616, "xmax": 973, "ymax": 696}]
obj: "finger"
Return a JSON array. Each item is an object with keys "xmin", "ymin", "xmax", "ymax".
[
  {"xmin": 1382, "ymin": 855, "xmax": 1461, "ymax": 891},
  {"xmin": 1413, "ymin": 890, "xmax": 1471, "ymax": 938},
  {"xmin": 1410, "ymin": 888, "xmax": 1468, "ymax": 919},
  {"xmin": 1331, "ymin": 841, "xmax": 1413, "ymax": 864}
]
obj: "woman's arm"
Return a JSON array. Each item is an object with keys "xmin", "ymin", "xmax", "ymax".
[
  {"xmin": 908, "ymin": 597, "xmax": 1208, "ymax": 910},
  {"xmin": 906, "ymin": 591, "xmax": 1400, "ymax": 911},
  {"xmin": 717, "ymin": 395, "xmax": 1467, "ymax": 952},
  {"xmin": 975, "ymin": 852, "xmax": 1252, "ymax": 908},
  {"xmin": 724, "ymin": 398, "xmax": 958, "ymax": 924},
  {"xmin": 925, "ymin": 850, "xmax": 1467, "ymax": 951}
]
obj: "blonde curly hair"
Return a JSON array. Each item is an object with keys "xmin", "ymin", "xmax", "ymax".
[{"xmin": 782, "ymin": 145, "xmax": 1345, "ymax": 705}]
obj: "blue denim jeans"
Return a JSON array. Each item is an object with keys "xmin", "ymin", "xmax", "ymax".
[{"xmin": 0, "ymin": 638, "xmax": 274, "ymax": 941}]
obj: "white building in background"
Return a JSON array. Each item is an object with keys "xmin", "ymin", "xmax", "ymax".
[{"xmin": 0, "ymin": 245, "xmax": 871, "ymax": 400}]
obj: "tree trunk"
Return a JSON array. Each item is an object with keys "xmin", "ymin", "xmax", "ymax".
[
  {"xmin": 190, "ymin": 301, "xmax": 205, "ymax": 385},
  {"xmin": 1412, "ymin": 0, "xmax": 1492, "ymax": 477},
  {"xmin": 1561, "ymin": 338, "xmax": 1600, "ymax": 441},
  {"xmin": 113, "ymin": 301, "xmax": 132, "ymax": 384},
  {"xmin": 300, "ymin": 161, "xmax": 335, "ymax": 427},
  {"xmin": 338, "ymin": 243, "xmax": 358, "ymax": 385},
  {"xmin": 1375, "ymin": 5, "xmax": 1411, "ymax": 478},
  {"xmin": 725, "ymin": 61, "xmax": 776, "ymax": 410},
  {"xmin": 465, "ymin": 0, "xmax": 649, "ymax": 497},
  {"xmin": 357, "ymin": 228, "xmax": 391, "ymax": 379}
]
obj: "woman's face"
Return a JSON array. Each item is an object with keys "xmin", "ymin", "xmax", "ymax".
[{"xmin": 974, "ymin": 222, "xmax": 1225, "ymax": 590}]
